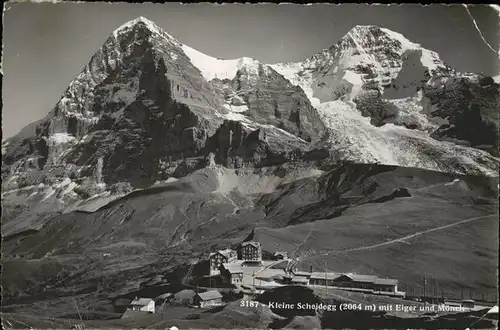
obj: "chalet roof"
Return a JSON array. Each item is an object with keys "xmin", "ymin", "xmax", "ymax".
[
  {"xmin": 274, "ymin": 251, "xmax": 288, "ymax": 256},
  {"xmin": 241, "ymin": 241, "xmax": 261, "ymax": 248},
  {"xmin": 197, "ymin": 291, "xmax": 223, "ymax": 301},
  {"xmin": 255, "ymin": 268, "xmax": 286, "ymax": 279},
  {"xmin": 310, "ymin": 272, "xmax": 341, "ymax": 280},
  {"xmin": 222, "ymin": 263, "xmax": 244, "ymax": 274},
  {"xmin": 130, "ymin": 298, "xmax": 153, "ymax": 306},
  {"xmin": 210, "ymin": 248, "xmax": 235, "ymax": 258},
  {"xmin": 342, "ymin": 274, "xmax": 379, "ymax": 283},
  {"xmin": 374, "ymin": 278, "xmax": 398, "ymax": 285},
  {"xmin": 219, "ymin": 248, "xmax": 235, "ymax": 257},
  {"xmin": 294, "ymin": 271, "xmax": 312, "ymax": 277}
]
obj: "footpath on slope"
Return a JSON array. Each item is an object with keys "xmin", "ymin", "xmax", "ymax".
[{"xmin": 292, "ymin": 214, "xmax": 497, "ymax": 269}]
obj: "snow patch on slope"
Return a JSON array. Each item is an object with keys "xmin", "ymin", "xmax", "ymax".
[
  {"xmin": 223, "ymin": 103, "xmax": 249, "ymax": 113},
  {"xmin": 380, "ymin": 28, "xmax": 442, "ymax": 71},
  {"xmin": 47, "ymin": 133, "xmax": 77, "ymax": 146},
  {"xmin": 270, "ymin": 62, "xmax": 321, "ymax": 107},
  {"xmin": 342, "ymin": 70, "xmax": 364, "ymax": 100},
  {"xmin": 181, "ymin": 44, "xmax": 261, "ymax": 82}
]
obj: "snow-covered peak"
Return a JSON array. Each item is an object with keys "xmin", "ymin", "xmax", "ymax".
[
  {"xmin": 112, "ymin": 16, "xmax": 179, "ymax": 44},
  {"xmin": 181, "ymin": 44, "xmax": 262, "ymax": 82},
  {"xmin": 114, "ymin": 16, "xmax": 160, "ymax": 34},
  {"xmin": 317, "ymin": 25, "xmax": 445, "ymax": 72},
  {"xmin": 344, "ymin": 25, "xmax": 383, "ymax": 40},
  {"xmin": 342, "ymin": 25, "xmax": 417, "ymax": 49}
]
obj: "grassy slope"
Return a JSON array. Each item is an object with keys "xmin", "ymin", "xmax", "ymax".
[
  {"xmin": 252, "ymin": 168, "xmax": 498, "ymax": 298},
  {"xmin": 1, "ymin": 163, "xmax": 498, "ymax": 325}
]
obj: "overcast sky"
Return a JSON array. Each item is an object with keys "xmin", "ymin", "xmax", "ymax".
[{"xmin": 2, "ymin": 3, "xmax": 499, "ymax": 139}]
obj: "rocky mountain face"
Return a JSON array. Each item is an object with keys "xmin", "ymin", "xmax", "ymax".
[
  {"xmin": 1, "ymin": 17, "xmax": 498, "ymax": 230},
  {"xmin": 1, "ymin": 17, "xmax": 322, "ymax": 227}
]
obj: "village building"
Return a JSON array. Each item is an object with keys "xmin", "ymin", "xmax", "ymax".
[
  {"xmin": 254, "ymin": 268, "xmax": 287, "ymax": 283},
  {"xmin": 220, "ymin": 263, "xmax": 244, "ymax": 285},
  {"xmin": 294, "ymin": 270, "xmax": 313, "ymax": 277},
  {"xmin": 239, "ymin": 241, "xmax": 262, "ymax": 262},
  {"xmin": 309, "ymin": 272, "xmax": 342, "ymax": 287},
  {"xmin": 291, "ymin": 276, "xmax": 310, "ymax": 285},
  {"xmin": 333, "ymin": 274, "xmax": 379, "ymax": 290},
  {"xmin": 127, "ymin": 297, "xmax": 155, "ymax": 313},
  {"xmin": 334, "ymin": 274, "xmax": 399, "ymax": 293},
  {"xmin": 461, "ymin": 299, "xmax": 475, "ymax": 309},
  {"xmin": 373, "ymin": 278, "xmax": 399, "ymax": 293},
  {"xmin": 209, "ymin": 248, "xmax": 237, "ymax": 276},
  {"xmin": 194, "ymin": 291, "xmax": 224, "ymax": 308},
  {"xmin": 274, "ymin": 251, "xmax": 288, "ymax": 260},
  {"xmin": 308, "ymin": 272, "xmax": 400, "ymax": 294}
]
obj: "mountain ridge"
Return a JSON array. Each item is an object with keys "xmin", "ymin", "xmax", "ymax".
[{"xmin": 2, "ymin": 16, "xmax": 498, "ymax": 231}]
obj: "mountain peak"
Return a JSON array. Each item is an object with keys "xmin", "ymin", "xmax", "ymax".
[
  {"xmin": 348, "ymin": 24, "xmax": 381, "ymax": 33},
  {"xmin": 342, "ymin": 25, "xmax": 416, "ymax": 48},
  {"xmin": 112, "ymin": 16, "xmax": 171, "ymax": 39}
]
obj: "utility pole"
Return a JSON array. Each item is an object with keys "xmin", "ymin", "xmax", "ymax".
[
  {"xmin": 73, "ymin": 298, "xmax": 84, "ymax": 329},
  {"xmin": 423, "ymin": 274, "xmax": 426, "ymax": 301},
  {"xmin": 432, "ymin": 278, "xmax": 436, "ymax": 304},
  {"xmin": 325, "ymin": 261, "xmax": 328, "ymax": 295}
]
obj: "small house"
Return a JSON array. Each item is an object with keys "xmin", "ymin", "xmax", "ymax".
[
  {"xmin": 309, "ymin": 272, "xmax": 341, "ymax": 286},
  {"xmin": 194, "ymin": 291, "xmax": 223, "ymax": 308},
  {"xmin": 333, "ymin": 274, "xmax": 378, "ymax": 290},
  {"xmin": 255, "ymin": 268, "xmax": 287, "ymax": 283},
  {"xmin": 240, "ymin": 241, "xmax": 262, "ymax": 262},
  {"xmin": 461, "ymin": 299, "xmax": 475, "ymax": 309},
  {"xmin": 220, "ymin": 263, "xmax": 244, "ymax": 285},
  {"xmin": 209, "ymin": 248, "xmax": 237, "ymax": 276},
  {"xmin": 373, "ymin": 278, "xmax": 399, "ymax": 293},
  {"xmin": 274, "ymin": 251, "xmax": 288, "ymax": 260},
  {"xmin": 127, "ymin": 297, "xmax": 155, "ymax": 313}
]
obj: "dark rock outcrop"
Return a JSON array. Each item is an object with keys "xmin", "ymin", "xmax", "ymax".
[
  {"xmin": 203, "ymin": 120, "xmax": 308, "ymax": 169},
  {"xmin": 229, "ymin": 65, "xmax": 326, "ymax": 142},
  {"xmin": 354, "ymin": 90, "xmax": 399, "ymax": 126},
  {"xmin": 424, "ymin": 76, "xmax": 499, "ymax": 155}
]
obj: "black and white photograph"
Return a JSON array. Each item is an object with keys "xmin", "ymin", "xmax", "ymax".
[{"xmin": 1, "ymin": 2, "xmax": 499, "ymax": 329}]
